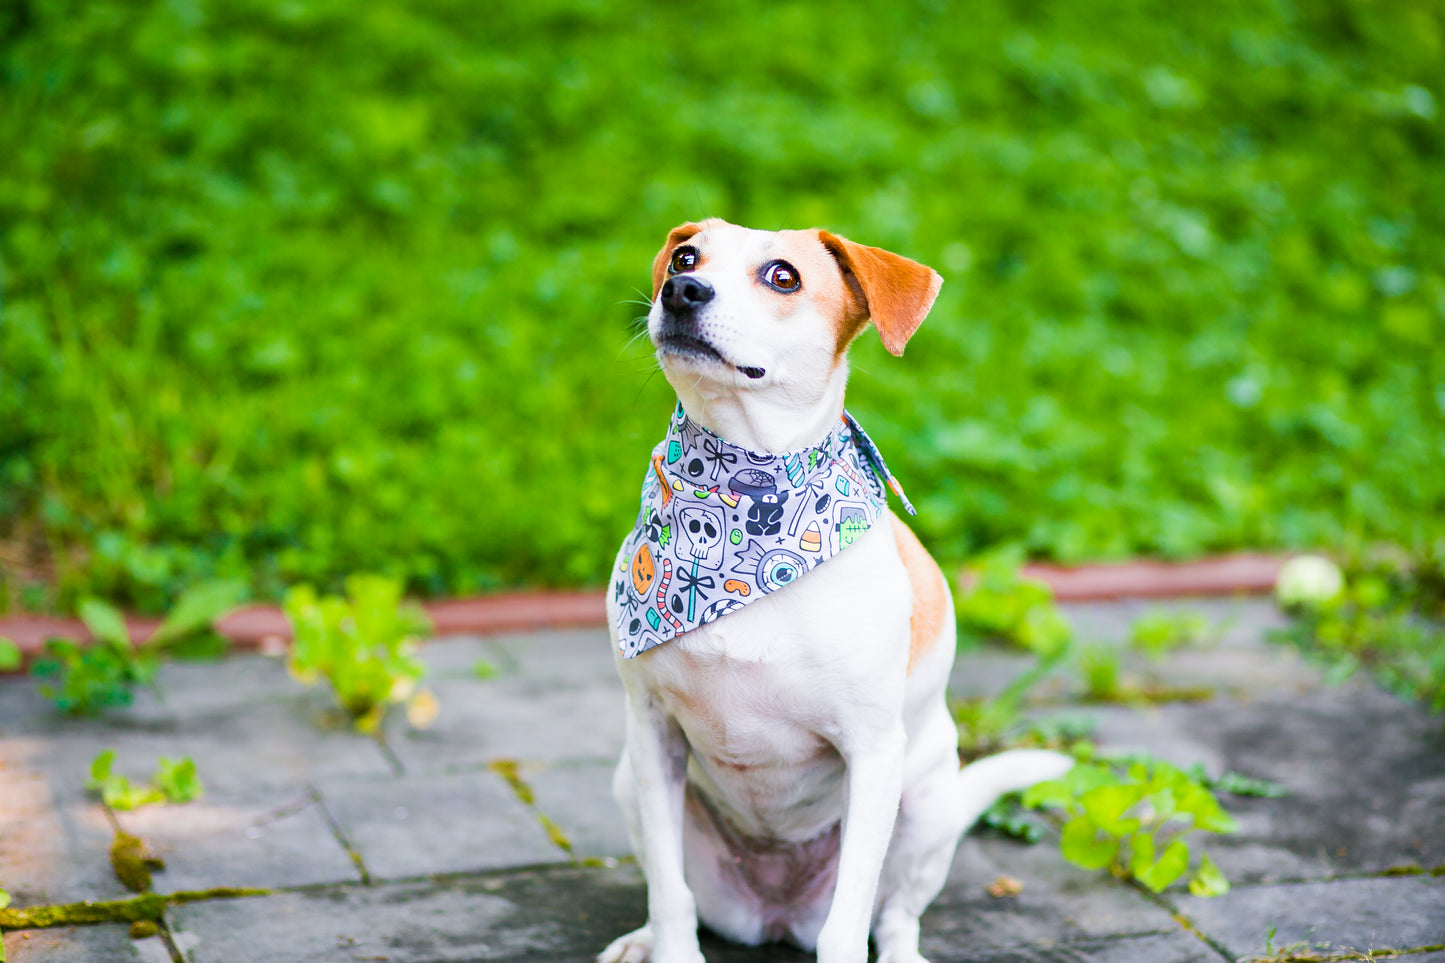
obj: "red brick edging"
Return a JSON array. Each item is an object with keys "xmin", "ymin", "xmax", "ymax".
[{"xmin": 0, "ymin": 555, "xmax": 1285, "ymax": 670}]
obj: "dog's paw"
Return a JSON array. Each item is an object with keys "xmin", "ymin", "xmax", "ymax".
[{"xmin": 597, "ymin": 925, "xmax": 654, "ymax": 963}]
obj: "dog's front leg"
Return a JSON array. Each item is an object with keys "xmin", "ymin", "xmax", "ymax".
[
  {"xmin": 814, "ymin": 724, "xmax": 907, "ymax": 963},
  {"xmin": 615, "ymin": 688, "xmax": 704, "ymax": 963}
]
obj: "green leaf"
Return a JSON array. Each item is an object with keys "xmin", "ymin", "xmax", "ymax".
[
  {"xmin": 1137, "ymin": 839, "xmax": 1190, "ymax": 892},
  {"xmin": 1129, "ymin": 832, "xmax": 1157, "ymax": 880},
  {"xmin": 89, "ymin": 749, "xmax": 117, "ymax": 786},
  {"xmin": 1081, "ymin": 784, "xmax": 1144, "ymax": 835},
  {"xmin": 1188, "ymin": 853, "xmax": 1231, "ymax": 897},
  {"xmin": 1177, "ymin": 785, "xmax": 1239, "ymax": 834},
  {"xmin": 0, "ymin": 637, "xmax": 20, "ymax": 671},
  {"xmin": 150, "ymin": 580, "xmax": 247, "ymax": 647},
  {"xmin": 155, "ymin": 757, "xmax": 203, "ymax": 803},
  {"xmin": 1060, "ymin": 815, "xmax": 1118, "ymax": 870},
  {"xmin": 79, "ymin": 599, "xmax": 131, "ymax": 650},
  {"xmin": 1021, "ymin": 778, "xmax": 1073, "ymax": 809}
]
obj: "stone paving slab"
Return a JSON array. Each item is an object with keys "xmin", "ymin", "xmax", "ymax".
[
  {"xmin": 153, "ymin": 655, "xmax": 299, "ymax": 718},
  {"xmin": 524, "ymin": 759, "xmax": 631, "ymax": 862},
  {"xmin": 162, "ymin": 692, "xmax": 399, "ymax": 794},
  {"xmin": 315, "ymin": 768, "xmax": 563, "ymax": 881},
  {"xmin": 924, "ymin": 837, "xmax": 1184, "ymax": 957},
  {"xmin": 384, "ymin": 678, "xmax": 624, "ymax": 772},
  {"xmin": 168, "ymin": 869, "xmax": 635, "ymax": 963},
  {"xmin": 115, "ymin": 786, "xmax": 362, "ymax": 893},
  {"xmin": 961, "ymin": 932, "xmax": 1221, "ymax": 963},
  {"xmin": 477, "ymin": 629, "xmax": 621, "ymax": 693},
  {"xmin": 1176, "ymin": 875, "xmax": 1445, "ymax": 959},
  {"xmin": 164, "ymin": 863, "xmax": 1208, "ymax": 963},
  {"xmin": 1078, "ymin": 682, "xmax": 1445, "ymax": 883},
  {"xmin": 0, "ymin": 769, "xmax": 124, "ymax": 907},
  {"xmin": 3, "ymin": 925, "xmax": 171, "ymax": 963}
]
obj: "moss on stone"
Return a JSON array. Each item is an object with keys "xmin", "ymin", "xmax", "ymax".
[{"xmin": 0, "ymin": 888, "xmax": 268, "ymax": 931}]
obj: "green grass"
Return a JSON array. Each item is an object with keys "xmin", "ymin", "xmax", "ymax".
[{"xmin": 1, "ymin": 0, "xmax": 1442, "ymax": 611}]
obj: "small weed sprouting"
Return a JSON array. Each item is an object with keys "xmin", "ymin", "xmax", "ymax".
[
  {"xmin": 284, "ymin": 574, "xmax": 435, "ymax": 734},
  {"xmin": 1022, "ymin": 754, "xmax": 1236, "ymax": 896},
  {"xmin": 1074, "ymin": 644, "xmax": 1123, "ymax": 701},
  {"xmin": 30, "ymin": 581, "xmax": 244, "ymax": 715},
  {"xmin": 953, "ymin": 646, "xmax": 1072, "ymax": 759},
  {"xmin": 955, "ymin": 549, "xmax": 1072, "ymax": 656},
  {"xmin": 1188, "ymin": 764, "xmax": 1288, "ymax": 799},
  {"xmin": 1129, "ymin": 609, "xmax": 1213, "ymax": 661},
  {"xmin": 154, "ymin": 756, "xmax": 204, "ymax": 803},
  {"xmin": 87, "ymin": 750, "xmax": 204, "ymax": 810},
  {"xmin": 0, "ymin": 637, "xmax": 19, "ymax": 671}
]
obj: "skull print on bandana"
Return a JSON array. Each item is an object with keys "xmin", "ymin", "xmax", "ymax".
[{"xmin": 611, "ymin": 403, "xmax": 916, "ymax": 658}]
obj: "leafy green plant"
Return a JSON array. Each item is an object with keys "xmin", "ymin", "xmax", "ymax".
[
  {"xmin": 32, "ymin": 601, "xmax": 158, "ymax": 715},
  {"xmin": 0, "ymin": 637, "xmax": 19, "ymax": 672},
  {"xmin": 284, "ymin": 575, "xmax": 435, "ymax": 733},
  {"xmin": 87, "ymin": 750, "xmax": 204, "ymax": 810},
  {"xmin": 955, "ymin": 550, "xmax": 1072, "ymax": 655},
  {"xmin": 30, "ymin": 581, "xmax": 244, "ymax": 715},
  {"xmin": 1274, "ymin": 548, "xmax": 1445, "ymax": 713},
  {"xmin": 1074, "ymin": 644, "xmax": 1123, "ymax": 701},
  {"xmin": 1129, "ymin": 610, "xmax": 1213, "ymax": 662},
  {"xmin": 1022, "ymin": 756, "xmax": 1236, "ymax": 896}
]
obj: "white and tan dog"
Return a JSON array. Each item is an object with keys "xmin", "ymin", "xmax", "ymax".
[{"xmin": 602, "ymin": 219, "xmax": 1070, "ymax": 963}]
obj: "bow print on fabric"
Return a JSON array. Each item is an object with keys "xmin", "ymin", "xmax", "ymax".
[{"xmin": 611, "ymin": 403, "xmax": 916, "ymax": 658}]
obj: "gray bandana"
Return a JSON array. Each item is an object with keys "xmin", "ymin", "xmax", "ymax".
[{"xmin": 612, "ymin": 403, "xmax": 915, "ymax": 658}]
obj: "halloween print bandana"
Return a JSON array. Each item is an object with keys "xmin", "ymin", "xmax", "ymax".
[{"xmin": 612, "ymin": 403, "xmax": 916, "ymax": 659}]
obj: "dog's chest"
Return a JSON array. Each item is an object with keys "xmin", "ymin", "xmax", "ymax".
[
  {"xmin": 651, "ymin": 640, "xmax": 849, "ymax": 839},
  {"xmin": 625, "ymin": 525, "xmax": 913, "ymax": 838}
]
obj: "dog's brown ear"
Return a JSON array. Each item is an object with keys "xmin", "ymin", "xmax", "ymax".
[
  {"xmin": 818, "ymin": 231, "xmax": 943, "ymax": 356},
  {"xmin": 651, "ymin": 222, "xmax": 706, "ymax": 299}
]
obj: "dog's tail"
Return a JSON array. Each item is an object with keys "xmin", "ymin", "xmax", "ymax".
[{"xmin": 955, "ymin": 749, "xmax": 1074, "ymax": 830}]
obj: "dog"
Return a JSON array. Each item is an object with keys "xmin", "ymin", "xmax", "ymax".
[{"xmin": 602, "ymin": 219, "xmax": 1071, "ymax": 963}]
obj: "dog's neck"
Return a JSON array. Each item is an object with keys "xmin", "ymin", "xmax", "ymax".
[{"xmin": 669, "ymin": 362, "xmax": 850, "ymax": 455}]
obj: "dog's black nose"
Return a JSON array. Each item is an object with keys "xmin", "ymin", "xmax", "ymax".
[{"xmin": 661, "ymin": 275, "xmax": 715, "ymax": 313}]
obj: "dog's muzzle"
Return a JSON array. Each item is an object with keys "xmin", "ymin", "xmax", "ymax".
[{"xmin": 656, "ymin": 275, "xmax": 764, "ymax": 379}]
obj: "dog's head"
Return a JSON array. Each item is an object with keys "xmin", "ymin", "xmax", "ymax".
[{"xmin": 646, "ymin": 219, "xmax": 942, "ymax": 445}]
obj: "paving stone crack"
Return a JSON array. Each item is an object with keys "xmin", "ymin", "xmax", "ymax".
[
  {"xmin": 487, "ymin": 758, "xmax": 577, "ymax": 859},
  {"xmin": 306, "ymin": 783, "xmax": 373, "ymax": 885},
  {"xmin": 1129, "ymin": 882, "xmax": 1236, "ymax": 963}
]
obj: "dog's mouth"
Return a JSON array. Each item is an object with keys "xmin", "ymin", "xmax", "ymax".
[
  {"xmin": 658, "ymin": 332, "xmax": 726, "ymax": 364},
  {"xmin": 657, "ymin": 333, "xmax": 766, "ymax": 380}
]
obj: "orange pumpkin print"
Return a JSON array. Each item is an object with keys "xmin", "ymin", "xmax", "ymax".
[{"xmin": 631, "ymin": 543, "xmax": 657, "ymax": 596}]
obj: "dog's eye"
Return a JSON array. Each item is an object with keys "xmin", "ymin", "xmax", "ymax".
[
  {"xmin": 669, "ymin": 247, "xmax": 699, "ymax": 274},
  {"xmin": 762, "ymin": 261, "xmax": 801, "ymax": 292}
]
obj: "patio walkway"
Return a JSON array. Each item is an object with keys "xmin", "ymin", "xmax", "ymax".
[{"xmin": 2, "ymin": 597, "xmax": 1443, "ymax": 962}]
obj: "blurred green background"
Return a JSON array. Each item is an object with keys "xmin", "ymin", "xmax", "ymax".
[{"xmin": 1, "ymin": 0, "xmax": 1442, "ymax": 613}]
